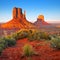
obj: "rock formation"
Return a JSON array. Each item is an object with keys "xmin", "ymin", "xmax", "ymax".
[
  {"xmin": 37, "ymin": 15, "xmax": 44, "ymax": 21},
  {"xmin": 13, "ymin": 7, "xmax": 17, "ymax": 18},
  {"xmin": 1, "ymin": 7, "xmax": 50, "ymax": 29},
  {"xmin": 23, "ymin": 10, "xmax": 26, "ymax": 19},
  {"xmin": 13, "ymin": 7, "xmax": 24, "ymax": 19},
  {"xmin": 17, "ymin": 8, "xmax": 22, "ymax": 18},
  {"xmin": 1, "ymin": 7, "xmax": 35, "ymax": 29},
  {"xmin": 34, "ymin": 15, "xmax": 50, "ymax": 28}
]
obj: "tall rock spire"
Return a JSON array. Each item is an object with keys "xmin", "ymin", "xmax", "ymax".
[
  {"xmin": 23, "ymin": 10, "xmax": 26, "ymax": 19},
  {"xmin": 13, "ymin": 7, "xmax": 23, "ymax": 19},
  {"xmin": 18, "ymin": 8, "xmax": 22, "ymax": 18},
  {"xmin": 13, "ymin": 7, "xmax": 18, "ymax": 18}
]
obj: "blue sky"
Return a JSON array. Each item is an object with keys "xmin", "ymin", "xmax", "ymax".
[{"xmin": 0, "ymin": 0, "xmax": 60, "ymax": 23}]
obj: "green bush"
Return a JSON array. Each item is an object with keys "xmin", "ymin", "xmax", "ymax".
[
  {"xmin": 0, "ymin": 37, "xmax": 7, "ymax": 48},
  {"xmin": 0, "ymin": 43, "xmax": 6, "ymax": 55},
  {"xmin": 0, "ymin": 43, "xmax": 5, "ymax": 49},
  {"xmin": 48, "ymin": 35, "xmax": 54, "ymax": 40},
  {"xmin": 50, "ymin": 38, "xmax": 60, "ymax": 49},
  {"xmin": 28, "ymin": 30, "xmax": 40, "ymax": 41},
  {"xmin": 0, "ymin": 36, "xmax": 16, "ymax": 55},
  {"xmin": 18, "ymin": 31, "xmax": 28, "ymax": 39},
  {"xmin": 11, "ymin": 29, "xmax": 51, "ymax": 41},
  {"xmin": 28, "ymin": 31, "xmax": 50, "ymax": 41},
  {"xmin": 23, "ymin": 44, "xmax": 34, "ymax": 57},
  {"xmin": 40, "ymin": 32, "xmax": 49, "ymax": 40},
  {"xmin": 0, "ymin": 38, "xmax": 7, "ymax": 55},
  {"xmin": 12, "ymin": 30, "xmax": 28, "ymax": 40},
  {"xmin": 22, "ymin": 44, "xmax": 39, "ymax": 60},
  {"xmin": 0, "ymin": 47, "xmax": 4, "ymax": 55},
  {"xmin": 0, "ymin": 38, "xmax": 6, "ymax": 43},
  {"xmin": 28, "ymin": 33, "xmax": 37, "ymax": 41},
  {"xmin": 12, "ymin": 29, "xmax": 50, "ymax": 41},
  {"xmin": 3, "ymin": 36, "xmax": 16, "ymax": 47}
]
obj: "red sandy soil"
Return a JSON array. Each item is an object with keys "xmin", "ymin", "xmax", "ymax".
[{"xmin": 0, "ymin": 38, "xmax": 60, "ymax": 60}]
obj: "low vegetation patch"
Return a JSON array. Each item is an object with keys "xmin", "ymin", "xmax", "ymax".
[
  {"xmin": 21, "ymin": 44, "xmax": 39, "ymax": 60},
  {"xmin": 11, "ymin": 29, "xmax": 51, "ymax": 41},
  {"xmin": 0, "ymin": 36, "xmax": 16, "ymax": 55},
  {"xmin": 50, "ymin": 37, "xmax": 60, "ymax": 49},
  {"xmin": 0, "ymin": 29, "xmax": 60, "ymax": 55}
]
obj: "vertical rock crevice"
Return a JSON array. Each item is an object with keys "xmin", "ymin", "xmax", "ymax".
[
  {"xmin": 13, "ymin": 7, "xmax": 23, "ymax": 19},
  {"xmin": 13, "ymin": 7, "xmax": 17, "ymax": 18}
]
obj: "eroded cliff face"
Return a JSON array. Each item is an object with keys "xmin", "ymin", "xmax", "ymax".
[{"xmin": 1, "ymin": 7, "xmax": 35, "ymax": 29}]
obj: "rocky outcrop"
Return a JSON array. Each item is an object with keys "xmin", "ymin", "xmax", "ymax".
[
  {"xmin": 34, "ymin": 15, "xmax": 50, "ymax": 28},
  {"xmin": 13, "ymin": 7, "xmax": 23, "ymax": 19},
  {"xmin": 1, "ymin": 7, "xmax": 35, "ymax": 29},
  {"xmin": 1, "ymin": 7, "xmax": 51, "ymax": 29},
  {"xmin": 37, "ymin": 15, "xmax": 44, "ymax": 21}
]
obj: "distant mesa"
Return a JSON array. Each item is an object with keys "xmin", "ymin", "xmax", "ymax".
[
  {"xmin": 1, "ymin": 7, "xmax": 50, "ymax": 29},
  {"xmin": 34, "ymin": 15, "xmax": 50, "ymax": 28},
  {"xmin": 37, "ymin": 15, "xmax": 44, "ymax": 21}
]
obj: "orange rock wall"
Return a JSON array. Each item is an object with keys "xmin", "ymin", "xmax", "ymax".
[{"xmin": 13, "ymin": 7, "xmax": 23, "ymax": 19}]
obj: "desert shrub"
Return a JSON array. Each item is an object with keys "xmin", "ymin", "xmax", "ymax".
[
  {"xmin": 35, "ymin": 32, "xmax": 41, "ymax": 40},
  {"xmin": 0, "ymin": 43, "xmax": 4, "ymax": 48},
  {"xmin": 0, "ymin": 47, "xmax": 4, "ymax": 55},
  {"xmin": 28, "ymin": 33, "xmax": 37, "ymax": 41},
  {"xmin": 3, "ymin": 36, "xmax": 16, "ymax": 47},
  {"xmin": 40, "ymin": 32, "xmax": 49, "ymax": 40},
  {"xmin": 0, "ymin": 38, "xmax": 7, "ymax": 55},
  {"xmin": 0, "ymin": 38, "xmax": 8, "ymax": 48},
  {"xmin": 51, "ymin": 34, "xmax": 58, "ymax": 38},
  {"xmin": 11, "ymin": 33, "xmax": 20, "ymax": 40},
  {"xmin": 49, "ymin": 34, "xmax": 60, "ymax": 40},
  {"xmin": 28, "ymin": 31, "xmax": 50, "ymax": 41},
  {"xmin": 12, "ymin": 30, "xmax": 28, "ymax": 40},
  {"xmin": 12, "ymin": 29, "xmax": 50, "ymax": 41},
  {"xmin": 0, "ymin": 43, "xmax": 6, "ymax": 55},
  {"xmin": 0, "ymin": 38, "xmax": 6, "ymax": 44},
  {"xmin": 48, "ymin": 35, "xmax": 54, "ymax": 40},
  {"xmin": 0, "ymin": 44, "xmax": 4, "ymax": 55},
  {"xmin": 50, "ymin": 37, "xmax": 60, "ymax": 49},
  {"xmin": 0, "ymin": 36, "xmax": 16, "ymax": 55},
  {"xmin": 23, "ymin": 44, "xmax": 34, "ymax": 57},
  {"xmin": 22, "ymin": 44, "xmax": 38, "ymax": 60},
  {"xmin": 29, "ymin": 30, "xmax": 33, "ymax": 34},
  {"xmin": 18, "ymin": 31, "xmax": 28, "ymax": 39},
  {"xmin": 28, "ymin": 30, "xmax": 41, "ymax": 41}
]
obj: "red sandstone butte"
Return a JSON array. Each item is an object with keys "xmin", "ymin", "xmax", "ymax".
[{"xmin": 1, "ymin": 7, "xmax": 35, "ymax": 29}]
